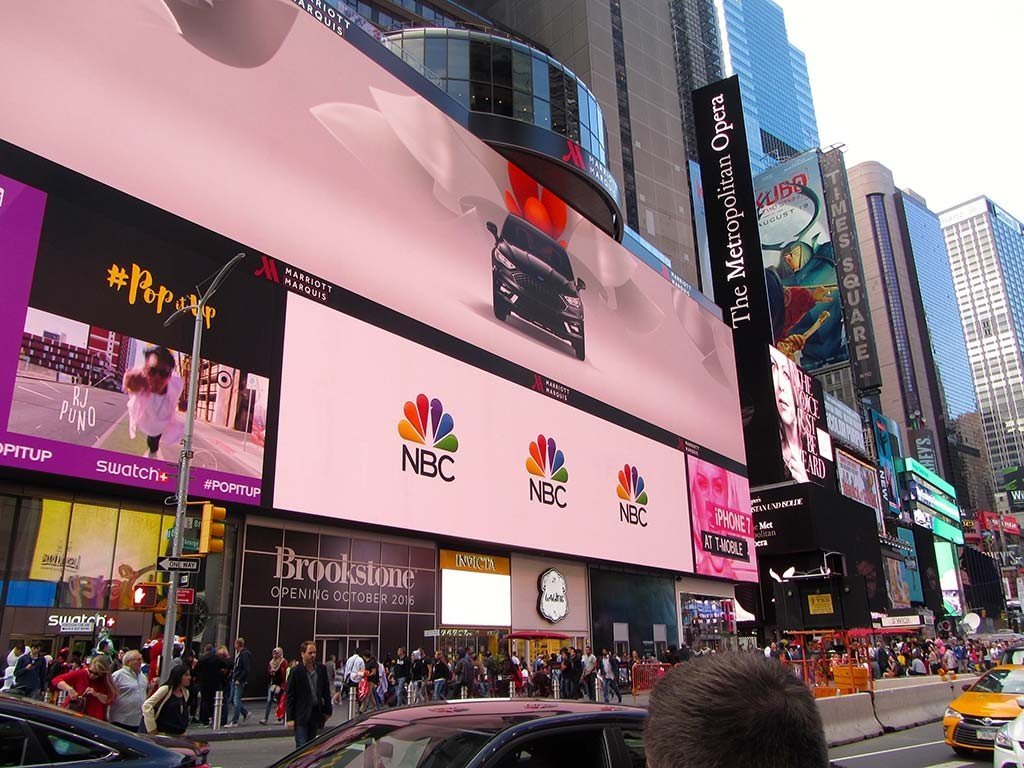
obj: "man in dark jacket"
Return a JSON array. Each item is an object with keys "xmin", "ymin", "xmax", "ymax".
[
  {"xmin": 12, "ymin": 644, "xmax": 46, "ymax": 698},
  {"xmin": 227, "ymin": 637, "xmax": 252, "ymax": 726},
  {"xmin": 286, "ymin": 641, "xmax": 333, "ymax": 748},
  {"xmin": 194, "ymin": 645, "xmax": 227, "ymax": 726}
]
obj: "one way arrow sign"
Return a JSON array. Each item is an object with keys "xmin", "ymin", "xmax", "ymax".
[{"xmin": 158, "ymin": 557, "xmax": 201, "ymax": 573}]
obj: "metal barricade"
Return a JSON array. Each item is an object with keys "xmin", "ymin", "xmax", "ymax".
[
  {"xmin": 212, "ymin": 691, "xmax": 223, "ymax": 732},
  {"xmin": 629, "ymin": 663, "xmax": 671, "ymax": 702}
]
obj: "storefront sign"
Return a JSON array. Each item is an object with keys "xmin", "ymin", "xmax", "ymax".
[
  {"xmin": 440, "ymin": 549, "xmax": 511, "ymax": 627},
  {"xmin": 807, "ymin": 594, "xmax": 834, "ymax": 615},
  {"xmin": 440, "ymin": 550, "xmax": 510, "ymax": 575},
  {"xmin": 47, "ymin": 613, "xmax": 110, "ymax": 633},
  {"xmin": 537, "ymin": 568, "xmax": 568, "ymax": 623},
  {"xmin": 879, "ymin": 614, "xmax": 924, "ymax": 628}
]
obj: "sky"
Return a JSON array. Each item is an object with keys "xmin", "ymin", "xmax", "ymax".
[{"xmin": 774, "ymin": 0, "xmax": 1024, "ymax": 219}]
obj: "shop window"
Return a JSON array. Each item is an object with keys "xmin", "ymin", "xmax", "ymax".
[
  {"xmin": 423, "ymin": 35, "xmax": 447, "ymax": 78},
  {"xmin": 469, "ymin": 38, "xmax": 491, "ymax": 83},
  {"xmin": 447, "ymin": 37, "xmax": 469, "ymax": 80},
  {"xmin": 492, "ymin": 86, "xmax": 513, "ymax": 117}
]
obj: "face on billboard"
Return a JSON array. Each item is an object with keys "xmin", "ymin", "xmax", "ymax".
[
  {"xmin": 0, "ymin": 1, "xmax": 744, "ymax": 470},
  {"xmin": 757, "ymin": 152, "xmax": 846, "ymax": 373},
  {"xmin": 687, "ymin": 456, "xmax": 757, "ymax": 582},
  {"xmin": 770, "ymin": 345, "xmax": 831, "ymax": 484},
  {"xmin": 0, "ymin": 172, "xmax": 279, "ymax": 503}
]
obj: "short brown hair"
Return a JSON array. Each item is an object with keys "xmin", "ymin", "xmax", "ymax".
[{"xmin": 646, "ymin": 654, "xmax": 828, "ymax": 768}]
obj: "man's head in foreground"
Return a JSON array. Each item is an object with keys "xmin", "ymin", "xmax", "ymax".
[{"xmin": 646, "ymin": 652, "xmax": 828, "ymax": 768}]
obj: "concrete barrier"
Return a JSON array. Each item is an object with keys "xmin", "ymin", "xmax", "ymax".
[
  {"xmin": 817, "ymin": 693, "xmax": 883, "ymax": 746},
  {"xmin": 873, "ymin": 680, "xmax": 956, "ymax": 731}
]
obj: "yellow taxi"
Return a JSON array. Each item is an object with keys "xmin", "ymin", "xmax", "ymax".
[{"xmin": 944, "ymin": 665, "xmax": 1024, "ymax": 755}]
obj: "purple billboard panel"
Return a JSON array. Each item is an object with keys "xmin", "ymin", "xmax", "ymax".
[{"xmin": 0, "ymin": 172, "xmax": 276, "ymax": 504}]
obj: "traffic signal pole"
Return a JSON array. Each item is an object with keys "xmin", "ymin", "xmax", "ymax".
[{"xmin": 159, "ymin": 252, "xmax": 247, "ymax": 680}]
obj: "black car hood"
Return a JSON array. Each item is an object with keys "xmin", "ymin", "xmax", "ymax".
[{"xmin": 497, "ymin": 243, "xmax": 575, "ymax": 292}]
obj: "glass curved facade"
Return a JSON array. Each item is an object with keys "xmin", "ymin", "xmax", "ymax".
[{"xmin": 384, "ymin": 28, "xmax": 608, "ymax": 166}]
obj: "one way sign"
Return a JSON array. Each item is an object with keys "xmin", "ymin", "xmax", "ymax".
[{"xmin": 158, "ymin": 557, "xmax": 201, "ymax": 573}]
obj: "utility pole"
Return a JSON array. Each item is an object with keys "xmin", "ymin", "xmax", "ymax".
[{"xmin": 159, "ymin": 252, "xmax": 248, "ymax": 680}]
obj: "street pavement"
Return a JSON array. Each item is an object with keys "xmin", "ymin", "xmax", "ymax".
[{"xmin": 829, "ymin": 723, "xmax": 989, "ymax": 768}]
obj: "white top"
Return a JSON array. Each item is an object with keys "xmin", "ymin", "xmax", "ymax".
[
  {"xmin": 109, "ymin": 666, "xmax": 149, "ymax": 726},
  {"xmin": 345, "ymin": 653, "xmax": 365, "ymax": 684},
  {"xmin": 126, "ymin": 373, "xmax": 185, "ymax": 442}
]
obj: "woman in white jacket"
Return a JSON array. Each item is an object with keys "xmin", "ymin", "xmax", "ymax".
[{"xmin": 142, "ymin": 665, "xmax": 191, "ymax": 735}]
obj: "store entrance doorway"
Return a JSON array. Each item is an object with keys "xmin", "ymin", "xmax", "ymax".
[{"xmin": 316, "ymin": 635, "xmax": 379, "ymax": 666}]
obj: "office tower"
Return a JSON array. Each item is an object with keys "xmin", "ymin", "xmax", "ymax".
[
  {"xmin": 715, "ymin": 0, "xmax": 819, "ymax": 175},
  {"xmin": 463, "ymin": 0, "xmax": 699, "ymax": 284},
  {"xmin": 669, "ymin": 0, "xmax": 724, "ymax": 163},
  {"xmin": 941, "ymin": 198, "xmax": 1024, "ymax": 476},
  {"xmin": 949, "ymin": 412, "xmax": 996, "ymax": 515},
  {"xmin": 901, "ymin": 191, "xmax": 977, "ymax": 421},
  {"xmin": 847, "ymin": 162, "xmax": 951, "ymax": 478}
]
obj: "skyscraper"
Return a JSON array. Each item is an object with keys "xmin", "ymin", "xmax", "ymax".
[
  {"xmin": 715, "ymin": 0, "xmax": 819, "ymax": 175},
  {"xmin": 669, "ymin": 0, "xmax": 724, "ymax": 163},
  {"xmin": 847, "ymin": 162, "xmax": 951, "ymax": 479},
  {"xmin": 940, "ymin": 197, "xmax": 1024, "ymax": 476}
]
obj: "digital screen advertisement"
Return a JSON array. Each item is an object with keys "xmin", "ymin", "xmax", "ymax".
[
  {"xmin": 0, "ymin": 2, "xmax": 751, "ymax": 578},
  {"xmin": 871, "ymin": 409, "xmax": 904, "ymax": 519},
  {"xmin": 756, "ymin": 150, "xmax": 846, "ymax": 373},
  {"xmin": 0, "ymin": 169, "xmax": 280, "ymax": 504},
  {"xmin": 770, "ymin": 345, "xmax": 833, "ymax": 486},
  {"xmin": 687, "ymin": 453, "xmax": 757, "ymax": 582},
  {"xmin": 0, "ymin": 1, "xmax": 744, "ymax": 470},
  {"xmin": 836, "ymin": 449, "xmax": 883, "ymax": 531}
]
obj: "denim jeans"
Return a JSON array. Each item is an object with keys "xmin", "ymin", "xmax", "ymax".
[
  {"xmin": 230, "ymin": 681, "xmax": 249, "ymax": 724},
  {"xmin": 263, "ymin": 685, "xmax": 279, "ymax": 721},
  {"xmin": 603, "ymin": 676, "xmax": 622, "ymax": 703},
  {"xmin": 294, "ymin": 717, "xmax": 321, "ymax": 748},
  {"xmin": 433, "ymin": 679, "xmax": 446, "ymax": 701},
  {"xmin": 394, "ymin": 678, "xmax": 407, "ymax": 707}
]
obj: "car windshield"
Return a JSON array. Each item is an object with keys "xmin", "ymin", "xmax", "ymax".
[
  {"xmin": 501, "ymin": 217, "xmax": 574, "ymax": 281},
  {"xmin": 1003, "ymin": 649, "xmax": 1024, "ymax": 665},
  {"xmin": 276, "ymin": 717, "xmax": 509, "ymax": 768},
  {"xmin": 971, "ymin": 669, "xmax": 1024, "ymax": 694}
]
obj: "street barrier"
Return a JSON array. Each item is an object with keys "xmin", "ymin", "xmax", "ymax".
[
  {"xmin": 872, "ymin": 679, "xmax": 953, "ymax": 731},
  {"xmin": 630, "ymin": 663, "xmax": 671, "ymax": 702},
  {"xmin": 817, "ymin": 692, "xmax": 883, "ymax": 746}
]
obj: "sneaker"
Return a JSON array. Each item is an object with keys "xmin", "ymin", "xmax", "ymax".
[{"xmin": 224, "ymin": 723, "xmax": 238, "ymax": 728}]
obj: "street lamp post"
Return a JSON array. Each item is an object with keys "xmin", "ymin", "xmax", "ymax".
[{"xmin": 159, "ymin": 252, "xmax": 248, "ymax": 680}]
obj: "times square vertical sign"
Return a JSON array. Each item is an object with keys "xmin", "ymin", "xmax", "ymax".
[{"xmin": 692, "ymin": 77, "xmax": 783, "ymax": 486}]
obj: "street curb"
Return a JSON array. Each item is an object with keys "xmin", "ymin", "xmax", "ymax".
[{"xmin": 188, "ymin": 726, "xmax": 295, "ymax": 742}]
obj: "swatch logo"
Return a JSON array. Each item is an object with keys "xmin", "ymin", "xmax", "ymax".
[
  {"xmin": 399, "ymin": 394, "xmax": 457, "ymax": 482},
  {"xmin": 617, "ymin": 464, "xmax": 649, "ymax": 527},
  {"xmin": 527, "ymin": 434, "xmax": 568, "ymax": 508}
]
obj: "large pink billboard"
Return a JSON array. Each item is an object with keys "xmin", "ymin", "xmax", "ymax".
[
  {"xmin": 687, "ymin": 456, "xmax": 757, "ymax": 582},
  {"xmin": 0, "ymin": 2, "xmax": 747, "ymax": 575}
]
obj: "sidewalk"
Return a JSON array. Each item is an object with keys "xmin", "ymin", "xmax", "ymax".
[{"xmin": 186, "ymin": 694, "xmax": 652, "ymax": 742}]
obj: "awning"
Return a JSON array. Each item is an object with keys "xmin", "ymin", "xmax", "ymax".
[{"xmin": 507, "ymin": 630, "xmax": 573, "ymax": 640}]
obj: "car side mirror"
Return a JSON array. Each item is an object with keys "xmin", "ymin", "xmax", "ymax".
[
  {"xmin": 486, "ymin": 222, "xmax": 499, "ymax": 240},
  {"xmin": 962, "ymin": 683, "xmax": 972, "ymax": 691},
  {"xmin": 576, "ymin": 278, "xmax": 586, "ymax": 291},
  {"xmin": 1017, "ymin": 696, "xmax": 1024, "ymax": 708}
]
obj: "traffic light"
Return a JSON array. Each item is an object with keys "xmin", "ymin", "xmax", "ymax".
[
  {"xmin": 199, "ymin": 502, "xmax": 227, "ymax": 554},
  {"xmin": 132, "ymin": 583, "xmax": 160, "ymax": 608}
]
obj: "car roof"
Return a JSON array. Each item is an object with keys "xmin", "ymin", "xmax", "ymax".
[
  {"xmin": 0, "ymin": 693, "xmax": 168, "ymax": 755},
  {"xmin": 355, "ymin": 698, "xmax": 644, "ymax": 725}
]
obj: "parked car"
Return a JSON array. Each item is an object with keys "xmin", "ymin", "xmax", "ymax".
[
  {"xmin": 995, "ymin": 694, "xmax": 1024, "ymax": 768},
  {"xmin": 943, "ymin": 665, "xmax": 1024, "ymax": 756},
  {"xmin": 270, "ymin": 699, "xmax": 643, "ymax": 768},
  {"xmin": 487, "ymin": 214, "xmax": 587, "ymax": 360},
  {"xmin": 0, "ymin": 693, "xmax": 209, "ymax": 768},
  {"xmin": 1002, "ymin": 645, "xmax": 1024, "ymax": 666}
]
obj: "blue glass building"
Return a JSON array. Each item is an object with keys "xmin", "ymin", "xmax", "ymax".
[
  {"xmin": 901, "ymin": 191, "xmax": 977, "ymax": 420},
  {"xmin": 716, "ymin": 0, "xmax": 820, "ymax": 174}
]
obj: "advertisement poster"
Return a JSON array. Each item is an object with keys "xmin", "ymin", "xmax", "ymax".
[
  {"xmin": 770, "ymin": 345, "xmax": 833, "ymax": 486},
  {"xmin": 687, "ymin": 454, "xmax": 757, "ymax": 583},
  {"xmin": 884, "ymin": 556, "xmax": 910, "ymax": 609},
  {"xmin": 836, "ymin": 449, "xmax": 883, "ymax": 531},
  {"xmin": 756, "ymin": 151, "xmax": 846, "ymax": 373},
  {"xmin": 0, "ymin": 167, "xmax": 281, "ymax": 504},
  {"xmin": 1000, "ymin": 466, "xmax": 1024, "ymax": 512},
  {"xmin": 896, "ymin": 526, "xmax": 924, "ymax": 604},
  {"xmin": 871, "ymin": 410, "xmax": 904, "ymax": 519},
  {"xmin": 934, "ymin": 539, "xmax": 963, "ymax": 616}
]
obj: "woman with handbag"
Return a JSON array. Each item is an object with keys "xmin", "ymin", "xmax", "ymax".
[
  {"xmin": 142, "ymin": 665, "xmax": 191, "ymax": 736},
  {"xmin": 259, "ymin": 647, "xmax": 287, "ymax": 725},
  {"xmin": 52, "ymin": 655, "xmax": 116, "ymax": 721}
]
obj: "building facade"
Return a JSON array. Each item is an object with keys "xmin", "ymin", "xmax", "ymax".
[
  {"xmin": 847, "ymin": 162, "xmax": 951, "ymax": 479},
  {"xmin": 941, "ymin": 198, "xmax": 1024, "ymax": 476},
  {"xmin": 715, "ymin": 0, "xmax": 819, "ymax": 175}
]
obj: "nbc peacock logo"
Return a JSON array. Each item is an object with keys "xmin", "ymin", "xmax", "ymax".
[
  {"xmin": 617, "ymin": 464, "xmax": 649, "ymax": 527},
  {"xmin": 526, "ymin": 434, "xmax": 568, "ymax": 508},
  {"xmin": 398, "ymin": 394, "xmax": 458, "ymax": 482}
]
